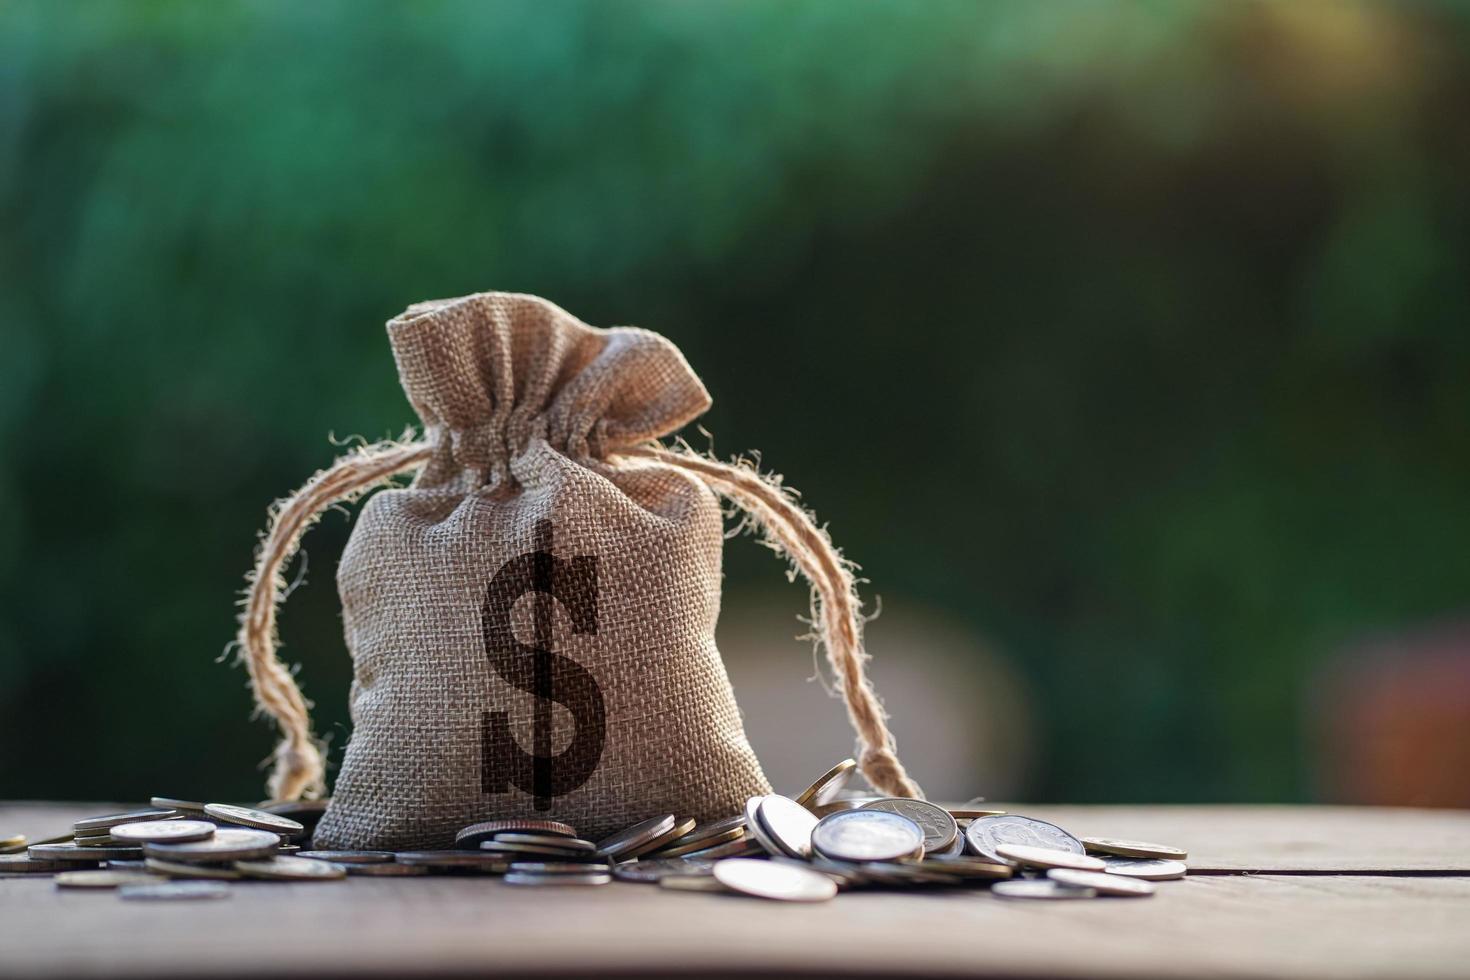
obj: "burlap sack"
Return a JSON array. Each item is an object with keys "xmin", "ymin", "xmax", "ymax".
[{"xmin": 237, "ymin": 292, "xmax": 919, "ymax": 849}]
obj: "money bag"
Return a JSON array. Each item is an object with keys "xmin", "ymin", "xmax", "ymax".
[{"xmin": 237, "ymin": 292, "xmax": 919, "ymax": 849}]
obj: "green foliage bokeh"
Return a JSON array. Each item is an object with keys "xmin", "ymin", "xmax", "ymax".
[{"xmin": 3, "ymin": 0, "xmax": 1469, "ymax": 803}]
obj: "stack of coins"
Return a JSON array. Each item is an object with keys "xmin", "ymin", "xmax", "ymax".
[{"xmin": 2, "ymin": 767, "xmax": 1188, "ymax": 905}]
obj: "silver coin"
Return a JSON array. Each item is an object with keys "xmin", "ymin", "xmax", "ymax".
[
  {"xmin": 29, "ymin": 842, "xmax": 138, "ymax": 862},
  {"xmin": 492, "ymin": 833, "xmax": 596, "ymax": 852},
  {"xmin": 74, "ymin": 809, "xmax": 179, "ymax": 833},
  {"xmin": 395, "ymin": 851, "xmax": 511, "ymax": 872},
  {"xmin": 296, "ymin": 850, "xmax": 393, "ymax": 864},
  {"xmin": 1048, "ymin": 868, "xmax": 1157, "ymax": 896},
  {"xmin": 713, "ymin": 858, "xmax": 837, "ymax": 902},
  {"xmin": 680, "ymin": 836, "xmax": 764, "ymax": 861},
  {"xmin": 595, "ymin": 814, "xmax": 676, "ymax": 860},
  {"xmin": 920, "ymin": 856, "xmax": 1014, "ymax": 879},
  {"xmin": 995, "ymin": 843, "xmax": 1107, "ymax": 872},
  {"xmin": 479, "ymin": 841, "xmax": 602, "ymax": 860},
  {"xmin": 110, "ymin": 820, "xmax": 216, "ymax": 844},
  {"xmin": 992, "ymin": 878, "xmax": 1097, "ymax": 900},
  {"xmin": 144, "ymin": 857, "xmax": 242, "ymax": 880},
  {"xmin": 54, "ymin": 869, "xmax": 157, "ymax": 889},
  {"xmin": 1081, "ymin": 837, "xmax": 1188, "ymax": 860},
  {"xmin": 621, "ymin": 817, "xmax": 697, "ymax": 861},
  {"xmin": 344, "ymin": 862, "xmax": 430, "ymax": 877},
  {"xmin": 659, "ymin": 874, "xmax": 727, "ymax": 892},
  {"xmin": 965, "ymin": 815, "xmax": 1084, "ymax": 864},
  {"xmin": 811, "ymin": 810, "xmax": 925, "ymax": 863},
  {"xmin": 757, "ymin": 795, "xmax": 819, "ymax": 859},
  {"xmin": 203, "ymin": 803, "xmax": 305, "ymax": 836},
  {"xmin": 507, "ymin": 861, "xmax": 611, "ymax": 875},
  {"xmin": 794, "ymin": 759, "xmax": 858, "ymax": 809},
  {"xmin": 743, "ymin": 796, "xmax": 779, "ymax": 855},
  {"xmin": 150, "ymin": 797, "xmax": 207, "ymax": 814},
  {"xmin": 0, "ymin": 853, "xmax": 73, "ymax": 873},
  {"xmin": 655, "ymin": 827, "xmax": 746, "ymax": 859},
  {"xmin": 504, "ymin": 871, "xmax": 610, "ymax": 886},
  {"xmin": 861, "ymin": 798, "xmax": 958, "ymax": 853},
  {"xmin": 454, "ymin": 819, "xmax": 578, "ymax": 847},
  {"xmin": 120, "ymin": 881, "xmax": 232, "ymax": 901},
  {"xmin": 661, "ymin": 815, "xmax": 746, "ymax": 851},
  {"xmin": 1101, "ymin": 857, "xmax": 1188, "ymax": 881},
  {"xmin": 612, "ymin": 858, "xmax": 715, "ymax": 883},
  {"xmin": 235, "ymin": 856, "xmax": 347, "ymax": 881},
  {"xmin": 143, "ymin": 828, "xmax": 281, "ymax": 863}
]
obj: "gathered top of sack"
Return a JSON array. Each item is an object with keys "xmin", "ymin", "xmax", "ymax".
[{"xmin": 389, "ymin": 293, "xmax": 710, "ymax": 488}]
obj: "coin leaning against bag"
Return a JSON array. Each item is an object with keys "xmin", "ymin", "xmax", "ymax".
[
  {"xmin": 757, "ymin": 795, "xmax": 819, "ymax": 859},
  {"xmin": 794, "ymin": 759, "xmax": 858, "ymax": 810},
  {"xmin": 595, "ymin": 814, "xmax": 677, "ymax": 859}
]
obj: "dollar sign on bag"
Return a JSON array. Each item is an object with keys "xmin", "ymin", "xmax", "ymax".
[{"xmin": 480, "ymin": 519, "xmax": 605, "ymax": 809}]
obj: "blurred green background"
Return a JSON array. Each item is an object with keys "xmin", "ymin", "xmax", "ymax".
[{"xmin": 4, "ymin": 0, "xmax": 1470, "ymax": 807}]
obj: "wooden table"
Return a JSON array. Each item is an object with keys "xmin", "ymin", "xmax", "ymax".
[{"xmin": 4, "ymin": 802, "xmax": 1469, "ymax": 979}]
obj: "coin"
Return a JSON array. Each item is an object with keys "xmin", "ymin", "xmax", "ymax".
[
  {"xmin": 492, "ymin": 833, "xmax": 597, "ymax": 853},
  {"xmin": 120, "ymin": 882, "xmax": 232, "ymax": 901},
  {"xmin": 344, "ymin": 862, "xmax": 430, "ymax": 877},
  {"xmin": 0, "ymin": 835, "xmax": 27, "ymax": 854},
  {"xmin": 144, "ymin": 828, "xmax": 281, "ymax": 863},
  {"xmin": 964, "ymin": 814, "xmax": 1084, "ymax": 864},
  {"xmin": 504, "ymin": 872, "xmax": 610, "ymax": 886},
  {"xmin": 622, "ymin": 817, "xmax": 697, "ymax": 861},
  {"xmin": 507, "ymin": 861, "xmax": 610, "ymax": 875},
  {"xmin": 1047, "ymin": 868, "xmax": 1157, "ymax": 896},
  {"xmin": 655, "ymin": 827, "xmax": 746, "ymax": 859},
  {"xmin": 995, "ymin": 844, "xmax": 1107, "ymax": 872},
  {"xmin": 203, "ymin": 803, "xmax": 305, "ymax": 836},
  {"xmin": 595, "ymin": 814, "xmax": 676, "ymax": 860},
  {"xmin": 926, "ymin": 835, "xmax": 965, "ymax": 859},
  {"xmin": 150, "ymin": 797, "xmax": 207, "ymax": 814},
  {"xmin": 74, "ymin": 808, "xmax": 179, "ymax": 833},
  {"xmin": 713, "ymin": 858, "xmax": 837, "ymax": 902},
  {"xmin": 920, "ymin": 857, "xmax": 1014, "ymax": 879},
  {"xmin": 144, "ymin": 857, "xmax": 242, "ymax": 880},
  {"xmin": 853, "ymin": 862, "xmax": 954, "ymax": 886},
  {"xmin": 111, "ymin": 820, "xmax": 217, "ymax": 844},
  {"xmin": 612, "ymin": 858, "xmax": 715, "ymax": 883},
  {"xmin": 296, "ymin": 850, "xmax": 394, "ymax": 864},
  {"xmin": 1081, "ymin": 837, "xmax": 1188, "ymax": 860},
  {"xmin": 1100, "ymin": 857, "xmax": 1187, "ymax": 881},
  {"xmin": 811, "ymin": 810, "xmax": 925, "ymax": 862},
  {"xmin": 658, "ymin": 814, "xmax": 745, "ymax": 852},
  {"xmin": 479, "ymin": 841, "xmax": 603, "ymax": 860},
  {"xmin": 30, "ymin": 842, "xmax": 139, "ymax": 862},
  {"xmin": 743, "ymin": 796, "xmax": 779, "ymax": 855},
  {"xmin": 55, "ymin": 870, "xmax": 157, "ymax": 889},
  {"xmin": 395, "ymin": 851, "xmax": 512, "ymax": 871},
  {"xmin": 991, "ymin": 879, "xmax": 1097, "ymax": 900},
  {"xmin": 235, "ymin": 856, "xmax": 347, "ymax": 881},
  {"xmin": 809, "ymin": 800, "xmax": 869, "ymax": 818},
  {"xmin": 0, "ymin": 853, "xmax": 74, "ymax": 873},
  {"xmin": 757, "ymin": 796, "xmax": 819, "ymax": 858},
  {"xmin": 861, "ymin": 798, "xmax": 958, "ymax": 853},
  {"xmin": 794, "ymin": 759, "xmax": 858, "ymax": 809},
  {"xmin": 680, "ymin": 836, "xmax": 764, "ymax": 861},
  {"xmin": 455, "ymin": 819, "xmax": 578, "ymax": 847},
  {"xmin": 945, "ymin": 808, "xmax": 1008, "ymax": 820},
  {"xmin": 660, "ymin": 875, "xmax": 726, "ymax": 892}
]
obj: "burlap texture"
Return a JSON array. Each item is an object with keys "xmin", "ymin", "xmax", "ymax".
[{"xmin": 313, "ymin": 293, "xmax": 771, "ymax": 849}]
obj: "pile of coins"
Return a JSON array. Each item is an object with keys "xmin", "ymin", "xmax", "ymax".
[{"xmin": 0, "ymin": 761, "xmax": 1188, "ymax": 904}]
